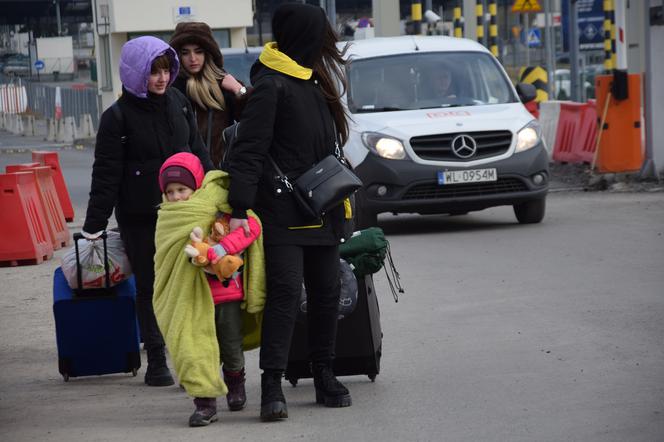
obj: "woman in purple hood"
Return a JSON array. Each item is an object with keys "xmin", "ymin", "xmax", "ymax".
[{"xmin": 82, "ymin": 36, "xmax": 213, "ymax": 387}]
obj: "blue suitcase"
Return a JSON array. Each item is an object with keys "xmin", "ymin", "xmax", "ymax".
[{"xmin": 53, "ymin": 232, "xmax": 141, "ymax": 381}]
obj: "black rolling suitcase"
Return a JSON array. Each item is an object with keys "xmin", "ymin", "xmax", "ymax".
[{"xmin": 285, "ymin": 273, "xmax": 382, "ymax": 386}]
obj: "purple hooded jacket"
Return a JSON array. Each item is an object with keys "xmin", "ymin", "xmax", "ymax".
[{"xmin": 119, "ymin": 36, "xmax": 179, "ymax": 99}]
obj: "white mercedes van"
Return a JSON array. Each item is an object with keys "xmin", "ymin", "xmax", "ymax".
[{"xmin": 341, "ymin": 36, "xmax": 549, "ymax": 227}]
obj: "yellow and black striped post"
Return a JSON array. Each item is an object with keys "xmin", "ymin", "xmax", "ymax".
[
  {"xmin": 476, "ymin": 0, "xmax": 485, "ymax": 45},
  {"xmin": 488, "ymin": 0, "xmax": 498, "ymax": 57},
  {"xmin": 603, "ymin": 0, "xmax": 616, "ymax": 71},
  {"xmin": 412, "ymin": 1, "xmax": 423, "ymax": 35},
  {"xmin": 453, "ymin": 0, "xmax": 464, "ymax": 38},
  {"xmin": 519, "ymin": 66, "xmax": 549, "ymax": 102}
]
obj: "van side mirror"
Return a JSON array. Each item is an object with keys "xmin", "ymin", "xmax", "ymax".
[{"xmin": 516, "ymin": 83, "xmax": 537, "ymax": 103}]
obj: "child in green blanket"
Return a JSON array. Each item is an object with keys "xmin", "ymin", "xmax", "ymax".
[{"xmin": 158, "ymin": 152, "xmax": 262, "ymax": 427}]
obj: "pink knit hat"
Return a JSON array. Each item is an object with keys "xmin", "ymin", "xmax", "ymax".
[{"xmin": 159, "ymin": 152, "xmax": 205, "ymax": 192}]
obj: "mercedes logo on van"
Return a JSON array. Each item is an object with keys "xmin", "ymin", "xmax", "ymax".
[{"xmin": 451, "ymin": 134, "xmax": 477, "ymax": 158}]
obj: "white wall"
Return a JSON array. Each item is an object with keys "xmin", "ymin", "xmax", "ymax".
[
  {"xmin": 109, "ymin": 0, "xmax": 252, "ymax": 33},
  {"xmin": 93, "ymin": 0, "xmax": 253, "ymax": 110},
  {"xmin": 36, "ymin": 37, "xmax": 75, "ymax": 74}
]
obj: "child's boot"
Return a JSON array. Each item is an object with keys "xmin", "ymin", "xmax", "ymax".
[
  {"xmin": 223, "ymin": 368, "xmax": 247, "ymax": 411},
  {"xmin": 189, "ymin": 397, "xmax": 218, "ymax": 427}
]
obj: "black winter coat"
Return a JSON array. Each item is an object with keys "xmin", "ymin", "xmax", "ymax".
[
  {"xmin": 83, "ymin": 87, "xmax": 213, "ymax": 233},
  {"xmin": 227, "ymin": 63, "xmax": 346, "ymax": 246}
]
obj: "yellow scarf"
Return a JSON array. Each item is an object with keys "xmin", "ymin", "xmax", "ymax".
[{"xmin": 258, "ymin": 42, "xmax": 313, "ymax": 80}]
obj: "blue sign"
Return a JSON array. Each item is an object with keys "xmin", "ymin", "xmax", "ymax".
[
  {"xmin": 524, "ymin": 28, "xmax": 542, "ymax": 47},
  {"xmin": 34, "ymin": 60, "xmax": 45, "ymax": 71},
  {"xmin": 562, "ymin": 0, "xmax": 605, "ymax": 52}
]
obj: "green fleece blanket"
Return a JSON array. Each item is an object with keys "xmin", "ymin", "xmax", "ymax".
[{"xmin": 153, "ymin": 170, "xmax": 265, "ymax": 398}]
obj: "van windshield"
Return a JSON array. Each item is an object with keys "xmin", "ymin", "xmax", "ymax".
[{"xmin": 346, "ymin": 51, "xmax": 517, "ymax": 113}]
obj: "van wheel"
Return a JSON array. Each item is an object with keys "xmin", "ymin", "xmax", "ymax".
[
  {"xmin": 355, "ymin": 188, "xmax": 377, "ymax": 229},
  {"xmin": 513, "ymin": 198, "xmax": 546, "ymax": 224}
]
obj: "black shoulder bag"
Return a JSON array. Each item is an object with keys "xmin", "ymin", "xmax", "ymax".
[
  {"xmin": 267, "ymin": 140, "xmax": 362, "ymax": 221},
  {"xmin": 220, "ymin": 74, "xmax": 363, "ymax": 221}
]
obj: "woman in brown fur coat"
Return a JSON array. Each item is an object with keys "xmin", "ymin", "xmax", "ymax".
[{"xmin": 170, "ymin": 22, "xmax": 248, "ymax": 168}]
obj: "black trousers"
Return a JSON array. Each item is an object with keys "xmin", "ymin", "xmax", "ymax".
[
  {"xmin": 117, "ymin": 214, "xmax": 165, "ymax": 354},
  {"xmin": 260, "ymin": 244, "xmax": 341, "ymax": 371}
]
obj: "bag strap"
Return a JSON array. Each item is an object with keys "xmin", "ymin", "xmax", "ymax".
[
  {"xmin": 206, "ymin": 109, "xmax": 213, "ymax": 149},
  {"xmin": 382, "ymin": 240, "xmax": 404, "ymax": 302},
  {"xmin": 110, "ymin": 101, "xmax": 127, "ymax": 145},
  {"xmin": 266, "ymin": 154, "xmax": 294, "ymax": 192}
]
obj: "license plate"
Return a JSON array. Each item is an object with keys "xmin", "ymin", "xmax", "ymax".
[{"xmin": 437, "ymin": 168, "xmax": 497, "ymax": 185}]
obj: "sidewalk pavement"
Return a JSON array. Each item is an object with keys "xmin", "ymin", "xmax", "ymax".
[{"xmin": 0, "ymin": 129, "xmax": 92, "ymax": 154}]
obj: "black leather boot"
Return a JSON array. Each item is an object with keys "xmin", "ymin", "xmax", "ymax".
[
  {"xmin": 144, "ymin": 347, "xmax": 175, "ymax": 387},
  {"xmin": 223, "ymin": 368, "xmax": 247, "ymax": 411},
  {"xmin": 312, "ymin": 362, "xmax": 352, "ymax": 407},
  {"xmin": 260, "ymin": 370, "xmax": 288, "ymax": 421}
]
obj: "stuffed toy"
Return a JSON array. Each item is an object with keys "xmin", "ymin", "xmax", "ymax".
[{"xmin": 184, "ymin": 220, "xmax": 243, "ymax": 282}]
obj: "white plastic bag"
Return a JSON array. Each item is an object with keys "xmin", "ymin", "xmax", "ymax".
[{"xmin": 61, "ymin": 231, "xmax": 132, "ymax": 289}]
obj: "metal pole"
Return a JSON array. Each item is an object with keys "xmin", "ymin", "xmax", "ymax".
[
  {"xmin": 454, "ymin": 0, "xmax": 464, "ymax": 38},
  {"xmin": 525, "ymin": 12, "xmax": 530, "ymax": 66},
  {"xmin": 545, "ymin": 0, "xmax": 555, "ymax": 98},
  {"xmin": 327, "ymin": 0, "xmax": 337, "ymax": 29},
  {"xmin": 412, "ymin": 1, "xmax": 423, "ymax": 35},
  {"xmin": 488, "ymin": 0, "xmax": 498, "ymax": 57},
  {"xmin": 55, "ymin": 0, "xmax": 62, "ymax": 36},
  {"xmin": 603, "ymin": 0, "xmax": 614, "ymax": 71},
  {"xmin": 641, "ymin": 10, "xmax": 657, "ymax": 179},
  {"xmin": 569, "ymin": 0, "xmax": 581, "ymax": 101},
  {"xmin": 476, "ymin": 0, "xmax": 485, "ymax": 45}
]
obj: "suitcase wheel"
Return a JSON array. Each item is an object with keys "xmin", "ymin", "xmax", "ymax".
[
  {"xmin": 132, "ymin": 368, "xmax": 138, "ymax": 377},
  {"xmin": 62, "ymin": 373, "xmax": 69, "ymax": 382},
  {"xmin": 368, "ymin": 374, "xmax": 376, "ymax": 382}
]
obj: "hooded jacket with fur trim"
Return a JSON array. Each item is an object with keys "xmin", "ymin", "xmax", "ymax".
[{"xmin": 170, "ymin": 23, "xmax": 248, "ymax": 168}]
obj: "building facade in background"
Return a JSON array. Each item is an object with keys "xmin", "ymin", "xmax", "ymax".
[{"xmin": 92, "ymin": 0, "xmax": 252, "ymax": 109}]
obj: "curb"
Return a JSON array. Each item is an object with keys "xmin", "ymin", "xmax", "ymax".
[{"xmin": 0, "ymin": 144, "xmax": 91, "ymax": 155}]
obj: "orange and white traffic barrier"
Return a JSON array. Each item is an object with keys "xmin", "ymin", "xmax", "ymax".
[
  {"xmin": 5, "ymin": 164, "xmax": 71, "ymax": 250},
  {"xmin": 551, "ymin": 101, "xmax": 598, "ymax": 164},
  {"xmin": 539, "ymin": 101, "xmax": 562, "ymax": 159},
  {"xmin": 0, "ymin": 172, "xmax": 54, "ymax": 266},
  {"xmin": 31, "ymin": 151, "xmax": 75, "ymax": 222}
]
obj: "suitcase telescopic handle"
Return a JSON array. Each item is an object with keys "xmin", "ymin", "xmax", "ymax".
[{"xmin": 72, "ymin": 232, "xmax": 111, "ymax": 290}]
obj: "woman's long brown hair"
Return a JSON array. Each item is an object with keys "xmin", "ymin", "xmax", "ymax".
[
  {"xmin": 185, "ymin": 54, "xmax": 226, "ymax": 111},
  {"xmin": 312, "ymin": 21, "xmax": 350, "ymax": 146}
]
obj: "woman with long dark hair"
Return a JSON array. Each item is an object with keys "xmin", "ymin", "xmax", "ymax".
[{"xmin": 226, "ymin": 3, "xmax": 352, "ymax": 421}]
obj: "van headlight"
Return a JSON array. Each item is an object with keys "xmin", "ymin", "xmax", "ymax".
[
  {"xmin": 515, "ymin": 120, "xmax": 542, "ymax": 153},
  {"xmin": 361, "ymin": 132, "xmax": 406, "ymax": 160}
]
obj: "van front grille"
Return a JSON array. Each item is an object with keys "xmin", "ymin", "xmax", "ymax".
[
  {"xmin": 402, "ymin": 178, "xmax": 528, "ymax": 200},
  {"xmin": 410, "ymin": 131, "xmax": 513, "ymax": 161}
]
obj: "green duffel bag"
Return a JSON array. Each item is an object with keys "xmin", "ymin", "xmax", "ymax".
[
  {"xmin": 340, "ymin": 226, "xmax": 404, "ymax": 301},
  {"xmin": 339, "ymin": 227, "xmax": 387, "ymax": 276},
  {"xmin": 339, "ymin": 227, "xmax": 387, "ymax": 260}
]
